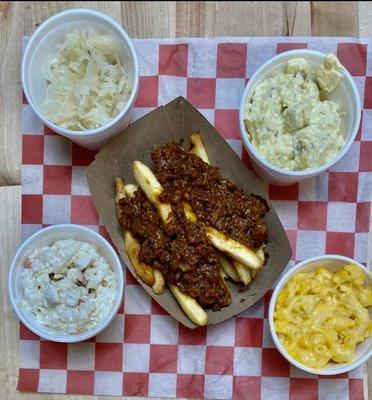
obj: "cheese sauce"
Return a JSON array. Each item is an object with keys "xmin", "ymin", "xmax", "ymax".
[{"xmin": 244, "ymin": 54, "xmax": 345, "ymax": 170}]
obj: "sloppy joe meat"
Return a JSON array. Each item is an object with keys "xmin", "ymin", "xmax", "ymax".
[
  {"xmin": 152, "ymin": 142, "xmax": 269, "ymax": 249},
  {"xmin": 118, "ymin": 140, "xmax": 269, "ymax": 311},
  {"xmin": 120, "ymin": 190, "xmax": 231, "ymax": 310}
]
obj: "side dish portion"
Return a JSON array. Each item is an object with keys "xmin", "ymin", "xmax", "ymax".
[
  {"xmin": 274, "ymin": 263, "xmax": 372, "ymax": 369},
  {"xmin": 244, "ymin": 53, "xmax": 345, "ymax": 171},
  {"xmin": 115, "ymin": 133, "xmax": 269, "ymax": 325},
  {"xmin": 22, "ymin": 239, "xmax": 118, "ymax": 334},
  {"xmin": 42, "ymin": 27, "xmax": 132, "ymax": 131}
]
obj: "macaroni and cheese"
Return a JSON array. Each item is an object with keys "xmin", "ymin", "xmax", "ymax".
[{"xmin": 274, "ymin": 263, "xmax": 372, "ymax": 369}]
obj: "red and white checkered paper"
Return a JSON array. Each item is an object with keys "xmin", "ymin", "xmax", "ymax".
[{"xmin": 19, "ymin": 37, "xmax": 371, "ymax": 399}]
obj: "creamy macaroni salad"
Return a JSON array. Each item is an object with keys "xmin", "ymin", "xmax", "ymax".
[
  {"xmin": 21, "ymin": 239, "xmax": 118, "ymax": 334},
  {"xmin": 244, "ymin": 53, "xmax": 345, "ymax": 170}
]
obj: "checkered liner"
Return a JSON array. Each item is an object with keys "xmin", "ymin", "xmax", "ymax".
[{"xmin": 19, "ymin": 37, "xmax": 371, "ymax": 399}]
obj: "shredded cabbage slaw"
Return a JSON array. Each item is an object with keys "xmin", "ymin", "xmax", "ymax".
[
  {"xmin": 21, "ymin": 239, "xmax": 118, "ymax": 334},
  {"xmin": 42, "ymin": 27, "xmax": 132, "ymax": 131}
]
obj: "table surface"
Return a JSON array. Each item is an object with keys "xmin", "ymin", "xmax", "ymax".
[{"xmin": 1, "ymin": 2, "xmax": 371, "ymax": 399}]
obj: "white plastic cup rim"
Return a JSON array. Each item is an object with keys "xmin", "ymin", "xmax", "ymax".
[
  {"xmin": 268, "ymin": 255, "xmax": 372, "ymax": 375},
  {"xmin": 21, "ymin": 7, "xmax": 139, "ymax": 138},
  {"xmin": 8, "ymin": 224, "xmax": 124, "ymax": 343},
  {"xmin": 239, "ymin": 49, "xmax": 362, "ymax": 179}
]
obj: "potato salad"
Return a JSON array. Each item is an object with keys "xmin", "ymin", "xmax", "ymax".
[
  {"xmin": 244, "ymin": 53, "xmax": 345, "ymax": 170},
  {"xmin": 21, "ymin": 239, "xmax": 118, "ymax": 334}
]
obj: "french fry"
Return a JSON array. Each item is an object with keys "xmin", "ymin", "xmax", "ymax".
[
  {"xmin": 123, "ymin": 181, "xmax": 165, "ymax": 294},
  {"xmin": 257, "ymin": 247, "xmax": 265, "ymax": 263},
  {"xmin": 232, "ymin": 260, "xmax": 252, "ymax": 286},
  {"xmin": 205, "ymin": 227, "xmax": 262, "ymax": 270},
  {"xmin": 115, "ymin": 178, "xmax": 155, "ymax": 286},
  {"xmin": 133, "ymin": 161, "xmax": 172, "ymax": 224},
  {"xmin": 169, "ymin": 284, "xmax": 208, "ymax": 326},
  {"xmin": 250, "ymin": 269, "xmax": 258, "ymax": 280},
  {"xmin": 233, "ymin": 247, "xmax": 264, "ymax": 283},
  {"xmin": 219, "ymin": 255, "xmax": 240, "ymax": 282},
  {"xmin": 250, "ymin": 247, "xmax": 265, "ymax": 280},
  {"xmin": 152, "ymin": 269, "xmax": 165, "ymax": 295},
  {"xmin": 220, "ymin": 269, "xmax": 231, "ymax": 296},
  {"xmin": 123, "ymin": 231, "xmax": 156, "ymax": 286},
  {"xmin": 220, "ymin": 268, "xmax": 228, "ymax": 280},
  {"xmin": 183, "ymin": 202, "xmax": 197, "ymax": 222},
  {"xmin": 124, "ymin": 183, "xmax": 138, "ymax": 197},
  {"xmin": 189, "ymin": 132, "xmax": 210, "ymax": 164}
]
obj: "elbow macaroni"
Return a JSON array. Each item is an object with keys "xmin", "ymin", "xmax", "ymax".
[{"xmin": 274, "ymin": 263, "xmax": 372, "ymax": 369}]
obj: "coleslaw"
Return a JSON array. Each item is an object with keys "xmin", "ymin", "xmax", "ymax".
[
  {"xmin": 21, "ymin": 239, "xmax": 118, "ymax": 334},
  {"xmin": 42, "ymin": 27, "xmax": 132, "ymax": 130}
]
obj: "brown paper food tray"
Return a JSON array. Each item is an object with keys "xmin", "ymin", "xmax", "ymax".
[{"xmin": 86, "ymin": 96, "xmax": 292, "ymax": 329}]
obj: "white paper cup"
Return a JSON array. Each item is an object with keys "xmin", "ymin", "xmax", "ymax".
[
  {"xmin": 239, "ymin": 50, "xmax": 361, "ymax": 186},
  {"xmin": 8, "ymin": 224, "xmax": 124, "ymax": 343},
  {"xmin": 22, "ymin": 8, "xmax": 139, "ymax": 150},
  {"xmin": 269, "ymin": 255, "xmax": 372, "ymax": 375}
]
